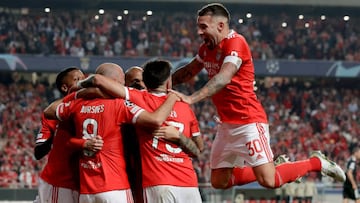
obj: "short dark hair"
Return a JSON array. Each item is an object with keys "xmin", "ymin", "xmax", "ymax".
[
  {"xmin": 55, "ymin": 66, "xmax": 81, "ymax": 95},
  {"xmin": 198, "ymin": 3, "xmax": 230, "ymax": 21},
  {"xmin": 129, "ymin": 82, "xmax": 145, "ymax": 90},
  {"xmin": 142, "ymin": 60, "xmax": 172, "ymax": 89}
]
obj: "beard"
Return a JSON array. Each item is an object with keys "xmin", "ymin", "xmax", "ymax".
[{"xmin": 204, "ymin": 37, "xmax": 215, "ymax": 50}]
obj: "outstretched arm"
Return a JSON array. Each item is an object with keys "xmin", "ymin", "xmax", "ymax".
[
  {"xmin": 78, "ymin": 74, "xmax": 127, "ymax": 99},
  {"xmin": 172, "ymin": 58, "xmax": 203, "ymax": 86},
  {"xmin": 188, "ymin": 62, "xmax": 238, "ymax": 104},
  {"xmin": 172, "ymin": 62, "xmax": 238, "ymax": 105},
  {"xmin": 136, "ymin": 93, "xmax": 179, "ymax": 127}
]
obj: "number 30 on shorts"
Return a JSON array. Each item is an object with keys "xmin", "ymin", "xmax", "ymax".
[{"xmin": 245, "ymin": 139, "xmax": 263, "ymax": 156}]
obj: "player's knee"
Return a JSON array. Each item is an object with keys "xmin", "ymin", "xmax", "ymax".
[
  {"xmin": 257, "ymin": 177, "xmax": 275, "ymax": 189},
  {"xmin": 211, "ymin": 179, "xmax": 230, "ymax": 189},
  {"xmin": 211, "ymin": 175, "xmax": 231, "ymax": 189},
  {"xmin": 253, "ymin": 163, "xmax": 277, "ymax": 188},
  {"xmin": 211, "ymin": 168, "xmax": 233, "ymax": 189}
]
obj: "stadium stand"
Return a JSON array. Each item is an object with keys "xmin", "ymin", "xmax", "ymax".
[
  {"xmin": 0, "ymin": 3, "xmax": 359, "ymax": 202},
  {"xmin": 0, "ymin": 7, "xmax": 360, "ymax": 60}
]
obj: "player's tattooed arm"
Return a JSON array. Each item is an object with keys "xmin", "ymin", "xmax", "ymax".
[
  {"xmin": 192, "ymin": 136, "xmax": 204, "ymax": 153},
  {"xmin": 172, "ymin": 58, "xmax": 203, "ymax": 85},
  {"xmin": 189, "ymin": 62, "xmax": 238, "ymax": 104},
  {"xmin": 178, "ymin": 133, "xmax": 201, "ymax": 158},
  {"xmin": 153, "ymin": 125, "xmax": 200, "ymax": 158}
]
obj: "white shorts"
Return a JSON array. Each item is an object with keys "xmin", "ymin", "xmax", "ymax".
[
  {"xmin": 210, "ymin": 122, "xmax": 273, "ymax": 169},
  {"xmin": 79, "ymin": 189, "xmax": 133, "ymax": 203},
  {"xmin": 38, "ymin": 178, "xmax": 79, "ymax": 203},
  {"xmin": 143, "ymin": 185, "xmax": 202, "ymax": 203}
]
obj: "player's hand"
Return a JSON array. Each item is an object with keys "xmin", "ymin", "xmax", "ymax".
[
  {"xmin": 167, "ymin": 92, "xmax": 181, "ymax": 102},
  {"xmin": 84, "ymin": 135, "xmax": 103, "ymax": 152},
  {"xmin": 153, "ymin": 125, "xmax": 180, "ymax": 143},
  {"xmin": 168, "ymin": 89, "xmax": 192, "ymax": 104},
  {"xmin": 78, "ymin": 74, "xmax": 95, "ymax": 88}
]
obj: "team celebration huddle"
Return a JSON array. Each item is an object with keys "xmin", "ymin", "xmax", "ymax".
[{"xmin": 34, "ymin": 3, "xmax": 346, "ymax": 203}]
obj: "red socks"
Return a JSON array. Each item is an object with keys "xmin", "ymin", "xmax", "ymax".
[
  {"xmin": 227, "ymin": 167, "xmax": 257, "ymax": 187},
  {"xmin": 227, "ymin": 158, "xmax": 321, "ymax": 188}
]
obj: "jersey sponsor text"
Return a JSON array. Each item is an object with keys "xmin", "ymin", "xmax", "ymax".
[{"xmin": 80, "ymin": 104, "xmax": 105, "ymax": 114}]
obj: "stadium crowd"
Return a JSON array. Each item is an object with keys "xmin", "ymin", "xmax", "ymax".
[
  {"xmin": 0, "ymin": 7, "xmax": 360, "ymax": 60},
  {"xmin": 0, "ymin": 6, "xmax": 359, "ymax": 190},
  {"xmin": 0, "ymin": 73, "xmax": 358, "ymax": 189}
]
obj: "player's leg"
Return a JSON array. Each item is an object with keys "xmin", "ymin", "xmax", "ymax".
[
  {"xmin": 143, "ymin": 185, "xmax": 176, "ymax": 203},
  {"xmin": 210, "ymin": 123, "xmax": 260, "ymax": 188},
  {"xmin": 144, "ymin": 185, "xmax": 202, "ymax": 203},
  {"xmin": 219, "ymin": 122, "xmax": 277, "ymax": 188},
  {"xmin": 79, "ymin": 194, "xmax": 94, "ymax": 203},
  {"xmin": 38, "ymin": 178, "xmax": 79, "ymax": 203},
  {"xmin": 251, "ymin": 123, "xmax": 345, "ymax": 188},
  {"xmin": 98, "ymin": 189, "xmax": 134, "ymax": 203},
  {"xmin": 80, "ymin": 189, "xmax": 134, "ymax": 203},
  {"xmin": 209, "ymin": 123, "xmax": 235, "ymax": 188},
  {"xmin": 248, "ymin": 123, "xmax": 316, "ymax": 188},
  {"xmin": 216, "ymin": 123, "xmax": 314, "ymax": 188},
  {"xmin": 172, "ymin": 186, "xmax": 202, "ymax": 203},
  {"xmin": 210, "ymin": 168, "xmax": 233, "ymax": 189},
  {"xmin": 210, "ymin": 122, "xmax": 344, "ymax": 189},
  {"xmin": 252, "ymin": 162, "xmax": 276, "ymax": 187}
]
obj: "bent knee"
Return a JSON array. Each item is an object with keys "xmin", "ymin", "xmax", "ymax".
[
  {"xmin": 257, "ymin": 177, "xmax": 275, "ymax": 188},
  {"xmin": 211, "ymin": 168, "xmax": 233, "ymax": 189},
  {"xmin": 211, "ymin": 179, "xmax": 230, "ymax": 189}
]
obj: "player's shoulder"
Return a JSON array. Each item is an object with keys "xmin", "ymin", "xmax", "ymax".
[
  {"xmin": 226, "ymin": 30, "xmax": 246, "ymax": 42},
  {"xmin": 128, "ymin": 87, "xmax": 149, "ymax": 98},
  {"xmin": 175, "ymin": 100, "xmax": 190, "ymax": 106},
  {"xmin": 174, "ymin": 101, "xmax": 193, "ymax": 112}
]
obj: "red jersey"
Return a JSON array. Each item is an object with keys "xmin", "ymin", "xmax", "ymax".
[
  {"xmin": 197, "ymin": 30, "xmax": 268, "ymax": 124},
  {"xmin": 35, "ymin": 113, "xmax": 58, "ymax": 145},
  {"xmin": 38, "ymin": 113, "xmax": 80, "ymax": 191},
  {"xmin": 56, "ymin": 98, "xmax": 145, "ymax": 194},
  {"xmin": 126, "ymin": 88, "xmax": 199, "ymax": 188}
]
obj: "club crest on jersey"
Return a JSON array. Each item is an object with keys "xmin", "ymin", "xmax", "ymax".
[{"xmin": 124, "ymin": 100, "xmax": 134, "ymax": 107}]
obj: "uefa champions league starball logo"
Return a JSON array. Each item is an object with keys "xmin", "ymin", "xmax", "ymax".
[{"xmin": 266, "ymin": 60, "xmax": 280, "ymax": 74}]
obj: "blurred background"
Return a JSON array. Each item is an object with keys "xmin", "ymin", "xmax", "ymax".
[{"xmin": 0, "ymin": 0, "xmax": 359, "ymax": 202}]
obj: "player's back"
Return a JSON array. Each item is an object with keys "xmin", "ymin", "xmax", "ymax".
[
  {"xmin": 128, "ymin": 89, "xmax": 199, "ymax": 187},
  {"xmin": 57, "ymin": 98, "xmax": 133, "ymax": 194}
]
